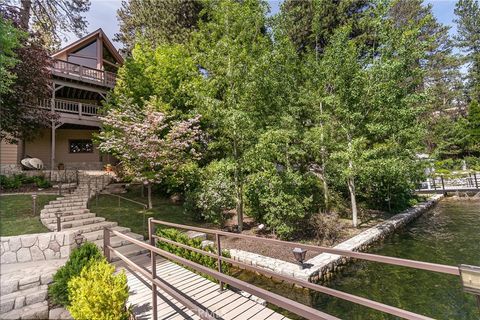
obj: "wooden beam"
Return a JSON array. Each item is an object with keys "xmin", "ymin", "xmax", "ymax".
[{"xmin": 53, "ymin": 79, "xmax": 108, "ymax": 95}]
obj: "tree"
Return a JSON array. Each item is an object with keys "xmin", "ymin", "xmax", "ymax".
[
  {"xmin": 279, "ymin": 0, "xmax": 373, "ymax": 55},
  {"xmin": 0, "ymin": 9, "xmax": 52, "ymax": 142},
  {"xmin": 190, "ymin": 0, "xmax": 272, "ymax": 231},
  {"xmin": 0, "ymin": 13, "xmax": 24, "ymax": 96},
  {"xmin": 115, "ymin": 0, "xmax": 203, "ymax": 54},
  {"xmin": 454, "ymin": 0, "xmax": 480, "ymax": 101},
  {"xmin": 2, "ymin": 0, "xmax": 90, "ymax": 49},
  {"xmin": 96, "ymin": 100, "xmax": 203, "ymax": 208},
  {"xmin": 465, "ymin": 100, "xmax": 480, "ymax": 155}
]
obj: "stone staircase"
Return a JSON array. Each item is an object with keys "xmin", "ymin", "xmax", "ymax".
[
  {"xmin": 0, "ymin": 259, "xmax": 66, "ymax": 319},
  {"xmin": 40, "ymin": 171, "xmax": 147, "ymax": 262}
]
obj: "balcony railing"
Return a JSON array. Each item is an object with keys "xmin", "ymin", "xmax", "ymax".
[
  {"xmin": 40, "ymin": 98, "xmax": 100, "ymax": 117},
  {"xmin": 51, "ymin": 59, "xmax": 117, "ymax": 88}
]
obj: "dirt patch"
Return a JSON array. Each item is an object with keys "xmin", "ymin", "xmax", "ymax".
[{"xmin": 219, "ymin": 212, "xmax": 388, "ymax": 263}]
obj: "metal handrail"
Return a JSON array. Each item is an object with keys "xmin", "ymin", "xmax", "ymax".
[
  {"xmin": 104, "ymin": 226, "xmax": 339, "ymax": 320},
  {"xmin": 99, "ymin": 192, "xmax": 148, "ymax": 209},
  {"xmin": 146, "ymin": 219, "xmax": 471, "ymax": 320},
  {"xmin": 150, "ymin": 220, "xmax": 459, "ymax": 276}
]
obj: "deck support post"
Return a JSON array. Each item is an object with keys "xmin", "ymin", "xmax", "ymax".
[
  {"xmin": 148, "ymin": 218, "xmax": 158, "ymax": 320},
  {"xmin": 440, "ymin": 176, "xmax": 446, "ymax": 196}
]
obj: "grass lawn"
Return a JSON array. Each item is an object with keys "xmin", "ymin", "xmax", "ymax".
[
  {"xmin": 0, "ymin": 195, "xmax": 57, "ymax": 236},
  {"xmin": 89, "ymin": 186, "xmax": 206, "ymax": 238}
]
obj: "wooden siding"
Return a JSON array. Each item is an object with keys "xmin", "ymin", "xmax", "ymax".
[{"xmin": 0, "ymin": 140, "xmax": 18, "ymax": 164}]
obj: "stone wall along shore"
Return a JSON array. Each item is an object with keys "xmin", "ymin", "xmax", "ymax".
[{"xmin": 230, "ymin": 194, "xmax": 443, "ymax": 283}]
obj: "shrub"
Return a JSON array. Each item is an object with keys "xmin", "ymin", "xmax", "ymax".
[
  {"xmin": 48, "ymin": 242, "xmax": 103, "ymax": 307},
  {"xmin": 309, "ymin": 212, "xmax": 343, "ymax": 245},
  {"xmin": 184, "ymin": 160, "xmax": 235, "ymax": 226},
  {"xmin": 0, "ymin": 175, "xmax": 22, "ymax": 189},
  {"xmin": 156, "ymin": 228, "xmax": 230, "ymax": 278},
  {"xmin": 245, "ymin": 169, "xmax": 323, "ymax": 240},
  {"xmin": 33, "ymin": 175, "xmax": 52, "ymax": 188},
  {"xmin": 68, "ymin": 259, "xmax": 130, "ymax": 320}
]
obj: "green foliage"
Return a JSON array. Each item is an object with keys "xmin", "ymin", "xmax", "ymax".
[
  {"xmin": 245, "ymin": 169, "xmax": 322, "ymax": 239},
  {"xmin": 184, "ymin": 160, "xmax": 235, "ymax": 226},
  {"xmin": 155, "ymin": 228, "xmax": 230, "ymax": 278},
  {"xmin": 0, "ymin": 15, "xmax": 24, "ymax": 96},
  {"xmin": 67, "ymin": 259, "xmax": 129, "ymax": 320},
  {"xmin": 0, "ymin": 174, "xmax": 51, "ymax": 190},
  {"xmin": 48, "ymin": 242, "xmax": 103, "ymax": 307}
]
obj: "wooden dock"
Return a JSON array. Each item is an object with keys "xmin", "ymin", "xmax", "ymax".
[{"xmin": 114, "ymin": 254, "xmax": 289, "ymax": 320}]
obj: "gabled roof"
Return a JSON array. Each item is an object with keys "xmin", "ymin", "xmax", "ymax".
[{"xmin": 51, "ymin": 28, "xmax": 124, "ymax": 65}]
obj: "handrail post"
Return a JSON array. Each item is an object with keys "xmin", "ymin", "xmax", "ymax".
[
  {"xmin": 59, "ymin": 179, "xmax": 62, "ymax": 196},
  {"xmin": 432, "ymin": 176, "xmax": 437, "ymax": 190},
  {"xmin": 216, "ymin": 233, "xmax": 224, "ymax": 291},
  {"xmin": 79, "ymin": 102, "xmax": 82, "ymax": 117},
  {"xmin": 474, "ymin": 173, "xmax": 479, "ymax": 189},
  {"xmin": 56, "ymin": 210, "xmax": 62, "ymax": 231},
  {"xmin": 148, "ymin": 218, "xmax": 158, "ymax": 320},
  {"xmin": 103, "ymin": 227, "xmax": 110, "ymax": 262},
  {"xmin": 76, "ymin": 170, "xmax": 79, "ymax": 186}
]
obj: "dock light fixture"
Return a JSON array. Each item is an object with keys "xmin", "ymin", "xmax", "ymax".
[
  {"xmin": 459, "ymin": 264, "xmax": 480, "ymax": 309},
  {"xmin": 74, "ymin": 232, "xmax": 85, "ymax": 247},
  {"xmin": 292, "ymin": 247, "xmax": 307, "ymax": 269}
]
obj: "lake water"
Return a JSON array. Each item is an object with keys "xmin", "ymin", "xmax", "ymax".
[{"xmin": 234, "ymin": 200, "xmax": 480, "ymax": 319}]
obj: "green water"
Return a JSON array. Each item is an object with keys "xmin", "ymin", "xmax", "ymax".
[{"xmin": 235, "ymin": 200, "xmax": 480, "ymax": 319}]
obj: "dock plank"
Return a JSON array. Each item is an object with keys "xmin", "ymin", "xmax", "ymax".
[{"xmin": 115, "ymin": 254, "xmax": 289, "ymax": 320}]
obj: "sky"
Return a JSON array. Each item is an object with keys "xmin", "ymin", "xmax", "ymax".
[{"xmin": 65, "ymin": 0, "xmax": 460, "ymax": 50}]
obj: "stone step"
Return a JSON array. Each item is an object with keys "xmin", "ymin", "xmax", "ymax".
[
  {"xmin": 41, "ymin": 205, "xmax": 87, "ymax": 213},
  {"xmin": 50, "ymin": 217, "xmax": 106, "ymax": 230},
  {"xmin": 48, "ymin": 198, "xmax": 87, "ymax": 205},
  {"xmin": 0, "ymin": 301, "xmax": 48, "ymax": 319},
  {"xmin": 60, "ymin": 221, "xmax": 118, "ymax": 234},
  {"xmin": 109, "ymin": 243, "xmax": 149, "ymax": 262},
  {"xmin": 42, "ymin": 213, "xmax": 96, "ymax": 224},
  {"xmin": 82, "ymin": 226, "xmax": 131, "ymax": 242},
  {"xmin": 41, "ymin": 208, "xmax": 90, "ymax": 218},
  {"xmin": 0, "ymin": 285, "xmax": 48, "ymax": 314},
  {"xmin": 44, "ymin": 202, "xmax": 86, "ymax": 209},
  {"xmin": 93, "ymin": 232, "xmax": 144, "ymax": 249}
]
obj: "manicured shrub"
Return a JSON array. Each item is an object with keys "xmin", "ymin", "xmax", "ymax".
[
  {"xmin": 184, "ymin": 160, "xmax": 235, "ymax": 226},
  {"xmin": 48, "ymin": 242, "xmax": 103, "ymax": 307},
  {"xmin": 245, "ymin": 169, "xmax": 322, "ymax": 240},
  {"xmin": 67, "ymin": 259, "xmax": 130, "ymax": 320},
  {"xmin": 156, "ymin": 228, "xmax": 230, "ymax": 278},
  {"xmin": 0, "ymin": 174, "xmax": 22, "ymax": 189}
]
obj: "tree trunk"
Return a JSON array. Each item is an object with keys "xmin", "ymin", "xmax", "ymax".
[
  {"xmin": 233, "ymin": 139, "xmax": 243, "ymax": 232},
  {"xmin": 20, "ymin": 0, "xmax": 32, "ymax": 30},
  {"xmin": 348, "ymin": 161, "xmax": 358, "ymax": 228},
  {"xmin": 147, "ymin": 182, "xmax": 152, "ymax": 209}
]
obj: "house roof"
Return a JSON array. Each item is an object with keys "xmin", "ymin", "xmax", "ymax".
[{"xmin": 51, "ymin": 28, "xmax": 124, "ymax": 65}]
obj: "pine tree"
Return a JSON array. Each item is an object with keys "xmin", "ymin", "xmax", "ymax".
[
  {"xmin": 115, "ymin": 0, "xmax": 203, "ymax": 54},
  {"xmin": 454, "ymin": 0, "xmax": 480, "ymax": 101}
]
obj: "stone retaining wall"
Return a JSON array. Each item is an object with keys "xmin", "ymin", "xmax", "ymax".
[
  {"xmin": 0, "ymin": 231, "xmax": 78, "ymax": 264},
  {"xmin": 230, "ymin": 194, "xmax": 443, "ymax": 283}
]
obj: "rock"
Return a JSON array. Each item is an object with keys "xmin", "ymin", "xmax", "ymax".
[
  {"xmin": 60, "ymin": 246, "xmax": 70, "ymax": 258},
  {"xmin": 201, "ymin": 240, "xmax": 214, "ymax": 249},
  {"xmin": 21, "ymin": 236, "xmax": 37, "ymax": 248},
  {"xmin": 9, "ymin": 238, "xmax": 21, "ymax": 252},
  {"xmin": 185, "ymin": 231, "xmax": 207, "ymax": 240},
  {"xmin": 1, "ymin": 281, "xmax": 18, "ymax": 295},
  {"xmin": 14, "ymin": 296, "xmax": 25, "ymax": 309},
  {"xmin": 25, "ymin": 290, "xmax": 48, "ymax": 305},
  {"xmin": 18, "ymin": 275, "xmax": 39, "ymax": 286},
  {"xmin": 1, "ymin": 251, "xmax": 17, "ymax": 264},
  {"xmin": 49, "ymin": 307, "xmax": 73, "ymax": 320},
  {"xmin": 0, "ymin": 298, "xmax": 14, "ymax": 313},
  {"xmin": 16, "ymin": 248, "xmax": 32, "ymax": 263},
  {"xmin": 38, "ymin": 236, "xmax": 50, "ymax": 250},
  {"xmin": 43, "ymin": 248, "xmax": 56, "ymax": 260},
  {"xmin": 40, "ymin": 273, "xmax": 53, "ymax": 285},
  {"xmin": 30, "ymin": 246, "xmax": 45, "ymax": 261},
  {"xmin": 49, "ymin": 240, "xmax": 60, "ymax": 252}
]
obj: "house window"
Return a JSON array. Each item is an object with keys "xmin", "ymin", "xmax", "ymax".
[{"xmin": 69, "ymin": 139, "xmax": 93, "ymax": 153}]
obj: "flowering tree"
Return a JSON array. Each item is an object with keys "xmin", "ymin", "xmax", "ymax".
[{"xmin": 97, "ymin": 101, "xmax": 202, "ymax": 208}]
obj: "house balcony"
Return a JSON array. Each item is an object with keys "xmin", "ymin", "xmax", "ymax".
[
  {"xmin": 51, "ymin": 59, "xmax": 117, "ymax": 89},
  {"xmin": 39, "ymin": 98, "xmax": 102, "ymax": 127}
]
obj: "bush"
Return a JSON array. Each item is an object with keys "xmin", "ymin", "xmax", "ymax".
[
  {"xmin": 33, "ymin": 175, "xmax": 52, "ymax": 188},
  {"xmin": 156, "ymin": 228, "xmax": 230, "ymax": 279},
  {"xmin": 184, "ymin": 160, "xmax": 236, "ymax": 226},
  {"xmin": 48, "ymin": 242, "xmax": 103, "ymax": 307},
  {"xmin": 0, "ymin": 175, "xmax": 22, "ymax": 189},
  {"xmin": 245, "ymin": 169, "xmax": 323, "ymax": 240},
  {"xmin": 68, "ymin": 259, "xmax": 129, "ymax": 320},
  {"xmin": 309, "ymin": 212, "xmax": 343, "ymax": 245}
]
